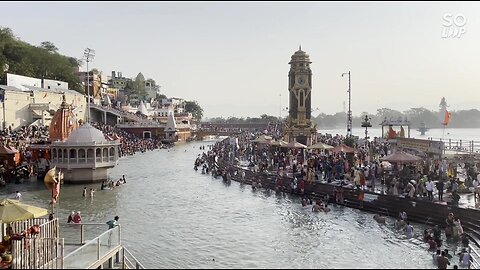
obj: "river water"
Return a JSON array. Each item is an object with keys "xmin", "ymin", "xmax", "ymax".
[{"xmin": 0, "ymin": 141, "xmax": 466, "ymax": 269}]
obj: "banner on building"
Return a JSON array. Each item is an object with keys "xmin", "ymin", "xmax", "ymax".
[{"xmin": 396, "ymin": 137, "xmax": 444, "ymax": 155}]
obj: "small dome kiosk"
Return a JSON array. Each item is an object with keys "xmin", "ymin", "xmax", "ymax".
[{"xmin": 50, "ymin": 123, "xmax": 120, "ymax": 183}]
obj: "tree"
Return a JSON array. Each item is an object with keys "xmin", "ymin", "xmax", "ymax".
[
  {"xmin": 184, "ymin": 100, "xmax": 204, "ymax": 121},
  {"xmin": 124, "ymin": 79, "xmax": 135, "ymax": 97},
  {"xmin": 0, "ymin": 27, "xmax": 83, "ymax": 93},
  {"xmin": 67, "ymin": 57, "xmax": 81, "ymax": 67},
  {"xmin": 156, "ymin": 93, "xmax": 167, "ymax": 100},
  {"xmin": 376, "ymin": 108, "xmax": 403, "ymax": 122},
  {"xmin": 403, "ymin": 107, "xmax": 438, "ymax": 128},
  {"xmin": 260, "ymin": 114, "xmax": 279, "ymax": 123},
  {"xmin": 40, "ymin": 41, "xmax": 58, "ymax": 53},
  {"xmin": 207, "ymin": 117, "xmax": 226, "ymax": 123}
]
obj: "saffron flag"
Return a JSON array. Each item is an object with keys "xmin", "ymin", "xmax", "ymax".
[
  {"xmin": 52, "ymin": 171, "xmax": 63, "ymax": 203},
  {"xmin": 52, "ymin": 182, "xmax": 60, "ymax": 203},
  {"xmin": 443, "ymin": 110, "xmax": 452, "ymax": 126}
]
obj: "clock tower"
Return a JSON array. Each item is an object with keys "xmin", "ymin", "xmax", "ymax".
[{"xmin": 283, "ymin": 46, "xmax": 317, "ymax": 146}]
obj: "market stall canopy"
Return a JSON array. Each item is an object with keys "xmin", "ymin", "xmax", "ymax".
[
  {"xmin": 270, "ymin": 140, "xmax": 289, "ymax": 147},
  {"xmin": 331, "ymin": 144, "xmax": 356, "ymax": 153},
  {"xmin": 281, "ymin": 141, "xmax": 307, "ymax": 149},
  {"xmin": 307, "ymin": 142, "xmax": 334, "ymax": 150},
  {"xmin": 250, "ymin": 135, "xmax": 273, "ymax": 144},
  {"xmin": 0, "ymin": 199, "xmax": 48, "ymax": 223},
  {"xmin": 382, "ymin": 151, "xmax": 423, "ymax": 163}
]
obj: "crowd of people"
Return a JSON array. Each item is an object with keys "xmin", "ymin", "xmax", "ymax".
[
  {"xmin": 100, "ymin": 175, "xmax": 127, "ymax": 190},
  {"xmin": 0, "ymin": 121, "xmax": 164, "ymax": 186},
  {"xmin": 192, "ymin": 129, "xmax": 480, "ymax": 269},
  {"xmin": 0, "ymin": 125, "xmax": 50, "ymax": 184},
  {"xmin": 91, "ymin": 122, "xmax": 163, "ymax": 156},
  {"xmin": 228, "ymin": 131, "xmax": 480, "ymax": 208}
]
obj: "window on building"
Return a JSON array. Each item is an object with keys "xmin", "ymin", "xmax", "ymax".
[
  {"xmin": 109, "ymin": 148, "xmax": 115, "ymax": 160},
  {"xmin": 70, "ymin": 149, "xmax": 77, "ymax": 159}
]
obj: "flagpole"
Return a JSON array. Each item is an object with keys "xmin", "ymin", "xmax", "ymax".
[{"xmin": 57, "ymin": 170, "xmax": 62, "ymax": 224}]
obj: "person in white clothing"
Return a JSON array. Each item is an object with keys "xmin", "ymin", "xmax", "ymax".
[
  {"xmin": 454, "ymin": 217, "xmax": 464, "ymax": 236},
  {"xmin": 426, "ymin": 179, "xmax": 434, "ymax": 201}
]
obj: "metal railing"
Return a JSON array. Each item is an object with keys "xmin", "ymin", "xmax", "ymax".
[
  {"xmin": 60, "ymin": 222, "xmax": 108, "ymax": 245},
  {"xmin": 470, "ymin": 244, "xmax": 480, "ymax": 269},
  {"xmin": 11, "ymin": 237, "xmax": 64, "ymax": 269},
  {"xmin": 428, "ymin": 138, "xmax": 480, "ymax": 154},
  {"xmin": 122, "ymin": 247, "xmax": 145, "ymax": 269},
  {"xmin": 63, "ymin": 225, "xmax": 121, "ymax": 269}
]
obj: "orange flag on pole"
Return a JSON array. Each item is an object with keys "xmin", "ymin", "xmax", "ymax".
[{"xmin": 443, "ymin": 110, "xmax": 452, "ymax": 126}]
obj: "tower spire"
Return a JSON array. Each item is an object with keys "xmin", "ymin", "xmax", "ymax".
[{"xmin": 299, "ymin": 45, "xmax": 302, "ymax": 51}]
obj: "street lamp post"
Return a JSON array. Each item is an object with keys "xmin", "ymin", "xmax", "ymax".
[
  {"xmin": 83, "ymin": 48, "xmax": 95, "ymax": 123},
  {"xmin": 342, "ymin": 71, "xmax": 352, "ymax": 138}
]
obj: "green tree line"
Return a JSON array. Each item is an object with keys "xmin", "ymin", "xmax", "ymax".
[
  {"xmin": 314, "ymin": 107, "xmax": 480, "ymax": 129},
  {"xmin": 0, "ymin": 27, "xmax": 83, "ymax": 92},
  {"xmin": 205, "ymin": 114, "xmax": 279, "ymax": 124}
]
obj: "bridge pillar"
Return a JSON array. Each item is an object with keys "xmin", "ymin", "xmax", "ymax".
[{"xmin": 103, "ymin": 111, "xmax": 107, "ymax": 124}]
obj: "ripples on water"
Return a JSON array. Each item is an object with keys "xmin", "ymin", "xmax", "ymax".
[{"xmin": 0, "ymin": 142, "xmax": 464, "ymax": 269}]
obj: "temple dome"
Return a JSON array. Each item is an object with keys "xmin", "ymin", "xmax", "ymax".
[{"xmin": 66, "ymin": 123, "xmax": 106, "ymax": 143}]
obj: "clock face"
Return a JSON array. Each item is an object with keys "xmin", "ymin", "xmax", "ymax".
[{"xmin": 297, "ymin": 76, "xmax": 305, "ymax": 85}]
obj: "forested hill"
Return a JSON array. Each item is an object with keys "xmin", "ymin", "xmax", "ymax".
[{"xmin": 0, "ymin": 26, "xmax": 83, "ymax": 92}]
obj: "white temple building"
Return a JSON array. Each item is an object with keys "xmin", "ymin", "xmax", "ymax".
[
  {"xmin": 162, "ymin": 111, "xmax": 178, "ymax": 143},
  {"xmin": 50, "ymin": 123, "xmax": 120, "ymax": 183}
]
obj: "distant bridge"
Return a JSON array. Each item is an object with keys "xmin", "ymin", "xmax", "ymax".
[
  {"xmin": 192, "ymin": 122, "xmax": 274, "ymax": 140},
  {"xmin": 89, "ymin": 104, "xmax": 158, "ymax": 126},
  {"xmin": 191, "ymin": 130, "xmax": 242, "ymax": 140}
]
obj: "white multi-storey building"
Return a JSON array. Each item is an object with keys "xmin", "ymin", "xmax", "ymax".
[{"xmin": 0, "ymin": 73, "xmax": 86, "ymax": 130}]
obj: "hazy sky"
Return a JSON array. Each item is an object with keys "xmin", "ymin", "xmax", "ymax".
[{"xmin": 1, "ymin": 1, "xmax": 479, "ymax": 118}]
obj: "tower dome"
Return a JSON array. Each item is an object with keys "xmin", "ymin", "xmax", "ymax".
[
  {"xmin": 290, "ymin": 46, "xmax": 311, "ymax": 64},
  {"xmin": 66, "ymin": 123, "xmax": 106, "ymax": 144}
]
